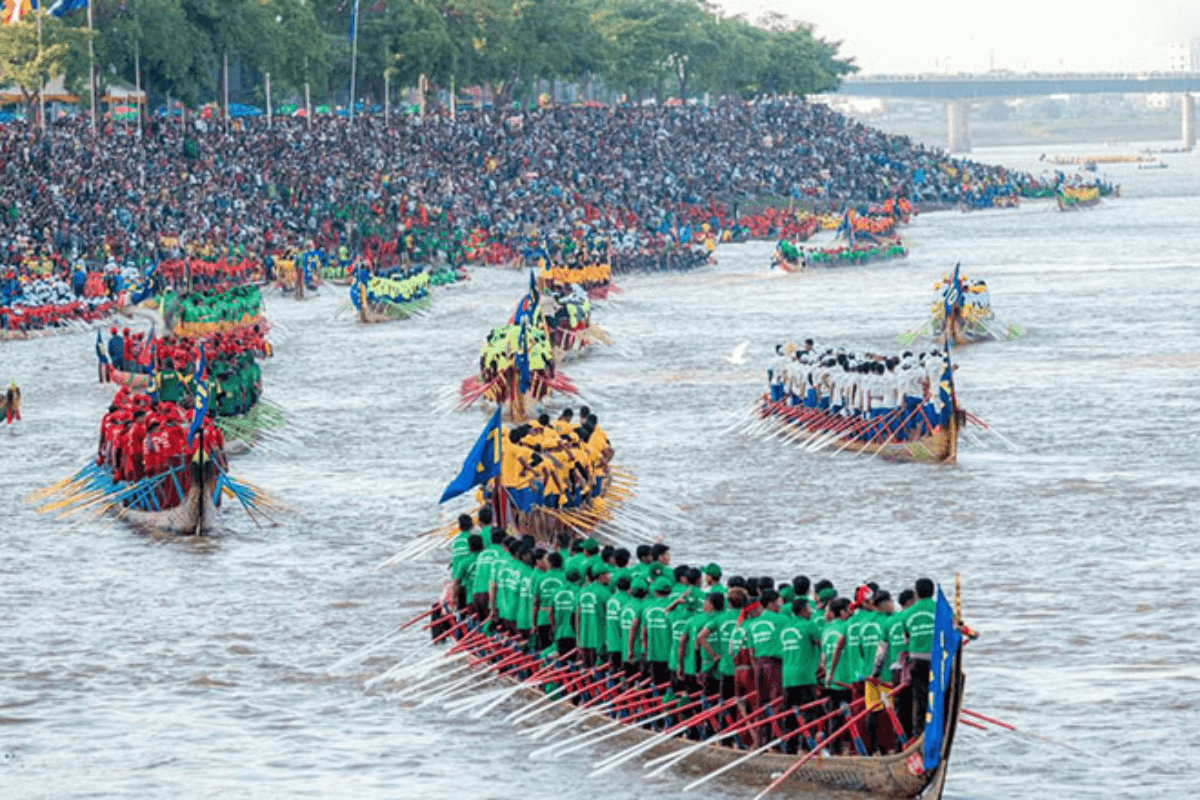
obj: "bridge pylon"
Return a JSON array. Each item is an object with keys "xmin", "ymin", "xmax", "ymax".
[
  {"xmin": 948, "ymin": 100, "xmax": 971, "ymax": 153},
  {"xmin": 1183, "ymin": 93, "xmax": 1195, "ymax": 152}
]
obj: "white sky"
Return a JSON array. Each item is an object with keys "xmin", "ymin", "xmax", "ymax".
[{"xmin": 712, "ymin": 0, "xmax": 1200, "ymax": 74}]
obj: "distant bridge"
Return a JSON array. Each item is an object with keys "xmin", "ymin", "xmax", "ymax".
[{"xmin": 835, "ymin": 72, "xmax": 1199, "ymax": 152}]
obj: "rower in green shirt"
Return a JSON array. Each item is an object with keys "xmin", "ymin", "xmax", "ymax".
[
  {"xmin": 779, "ymin": 598, "xmax": 822, "ymax": 753},
  {"xmin": 549, "ymin": 568, "xmax": 582, "ymax": 656},
  {"xmin": 533, "ymin": 552, "xmax": 565, "ymax": 650},
  {"xmin": 576, "ymin": 566, "xmax": 612, "ymax": 667}
]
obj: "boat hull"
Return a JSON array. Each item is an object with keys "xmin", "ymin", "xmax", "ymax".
[
  {"xmin": 761, "ymin": 399, "xmax": 960, "ymax": 465},
  {"xmin": 119, "ymin": 462, "xmax": 220, "ymax": 536},
  {"xmin": 436, "ymin": 623, "xmax": 964, "ymax": 799}
]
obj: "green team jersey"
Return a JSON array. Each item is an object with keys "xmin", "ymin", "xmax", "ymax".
[
  {"xmin": 565, "ymin": 552, "xmax": 588, "ymax": 578},
  {"xmin": 514, "ymin": 564, "xmax": 536, "ymax": 632},
  {"xmin": 780, "ymin": 616, "xmax": 822, "ymax": 688},
  {"xmin": 717, "ymin": 610, "xmax": 744, "ymax": 677},
  {"xmin": 821, "ymin": 618, "xmax": 855, "ymax": 687},
  {"xmin": 845, "ymin": 611, "xmax": 866, "ymax": 680},
  {"xmin": 451, "ymin": 550, "xmax": 478, "ymax": 584},
  {"xmin": 858, "ymin": 611, "xmax": 887, "ymax": 679},
  {"xmin": 641, "ymin": 597, "xmax": 673, "ymax": 663},
  {"xmin": 886, "ymin": 610, "xmax": 909, "ymax": 671},
  {"xmin": 605, "ymin": 592, "xmax": 627, "ymax": 656},
  {"xmin": 577, "ymin": 583, "xmax": 611, "ymax": 651},
  {"xmin": 683, "ymin": 612, "xmax": 720, "ymax": 676},
  {"xmin": 668, "ymin": 610, "xmax": 692, "ymax": 671},
  {"xmin": 535, "ymin": 570, "xmax": 564, "ymax": 627},
  {"xmin": 904, "ymin": 598, "xmax": 936, "ymax": 655},
  {"xmin": 748, "ymin": 610, "xmax": 786, "ymax": 660},
  {"xmin": 552, "ymin": 585, "xmax": 578, "ymax": 642},
  {"xmin": 619, "ymin": 597, "xmax": 645, "ymax": 660},
  {"xmin": 469, "ymin": 544, "xmax": 502, "ymax": 599},
  {"xmin": 496, "ymin": 558, "xmax": 521, "ymax": 622}
]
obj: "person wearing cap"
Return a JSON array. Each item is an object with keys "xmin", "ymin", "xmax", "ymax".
[
  {"xmin": 747, "ymin": 588, "xmax": 787, "ymax": 746},
  {"xmin": 702, "ymin": 563, "xmax": 724, "ymax": 595},
  {"xmin": 576, "ymin": 565, "xmax": 612, "ymax": 668},
  {"xmin": 548, "ymin": 567, "xmax": 581, "ymax": 656},
  {"xmin": 532, "ymin": 552, "xmax": 565, "ymax": 650},
  {"xmin": 107, "ymin": 327, "xmax": 125, "ymax": 371},
  {"xmin": 779, "ymin": 597, "xmax": 822, "ymax": 754}
]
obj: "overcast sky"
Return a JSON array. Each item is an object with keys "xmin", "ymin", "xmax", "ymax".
[{"xmin": 712, "ymin": 0, "xmax": 1200, "ymax": 74}]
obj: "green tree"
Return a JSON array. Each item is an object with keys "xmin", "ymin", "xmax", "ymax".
[{"xmin": 0, "ymin": 13, "xmax": 90, "ymax": 118}]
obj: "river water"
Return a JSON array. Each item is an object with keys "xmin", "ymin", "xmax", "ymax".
[{"xmin": 2, "ymin": 142, "xmax": 1198, "ymax": 800}]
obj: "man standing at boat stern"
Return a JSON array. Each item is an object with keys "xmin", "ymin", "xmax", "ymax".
[
  {"xmin": 904, "ymin": 579, "xmax": 937, "ymax": 736},
  {"xmin": 748, "ymin": 589, "xmax": 786, "ymax": 746}
]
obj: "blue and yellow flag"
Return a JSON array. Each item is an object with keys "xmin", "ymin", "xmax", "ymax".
[
  {"xmin": 439, "ymin": 408, "xmax": 503, "ymax": 503},
  {"xmin": 515, "ymin": 322, "xmax": 532, "ymax": 394},
  {"xmin": 512, "ymin": 270, "xmax": 539, "ymax": 326},
  {"xmin": 943, "ymin": 262, "xmax": 962, "ymax": 324},
  {"xmin": 186, "ymin": 351, "xmax": 209, "ymax": 448},
  {"xmin": 922, "ymin": 587, "xmax": 962, "ymax": 771}
]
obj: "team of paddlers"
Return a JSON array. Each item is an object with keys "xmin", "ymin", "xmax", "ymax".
[
  {"xmin": 439, "ymin": 513, "xmax": 942, "ymax": 756},
  {"xmin": 479, "ymin": 408, "xmax": 614, "ymax": 515},
  {"xmin": 764, "ymin": 342, "xmax": 955, "ymax": 443},
  {"xmin": 101, "ymin": 326, "xmax": 267, "ymax": 418},
  {"xmin": 931, "ymin": 273, "xmax": 992, "ymax": 331},
  {"xmin": 96, "ymin": 386, "xmax": 225, "ymax": 492}
]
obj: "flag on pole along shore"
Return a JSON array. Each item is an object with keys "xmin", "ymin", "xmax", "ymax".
[
  {"xmin": 186, "ymin": 351, "xmax": 209, "ymax": 448},
  {"xmin": 439, "ymin": 408, "xmax": 503, "ymax": 503},
  {"xmin": 922, "ymin": 587, "xmax": 962, "ymax": 771},
  {"xmin": 348, "ymin": 0, "xmax": 359, "ymax": 42},
  {"xmin": 2, "ymin": 0, "xmax": 36, "ymax": 24},
  {"xmin": 47, "ymin": 0, "xmax": 86, "ymax": 16}
]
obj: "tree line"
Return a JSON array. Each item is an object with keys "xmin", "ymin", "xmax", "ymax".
[{"xmin": 0, "ymin": 0, "xmax": 855, "ymax": 112}]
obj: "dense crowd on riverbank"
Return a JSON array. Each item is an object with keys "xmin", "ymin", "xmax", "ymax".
[{"xmin": 2, "ymin": 101, "xmax": 1029, "ymax": 273}]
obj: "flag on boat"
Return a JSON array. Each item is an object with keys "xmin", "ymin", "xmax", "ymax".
[
  {"xmin": 439, "ymin": 408, "xmax": 503, "ymax": 503},
  {"xmin": 512, "ymin": 270, "xmax": 539, "ymax": 326},
  {"xmin": 943, "ymin": 262, "xmax": 962, "ymax": 324},
  {"xmin": 515, "ymin": 321, "xmax": 532, "ymax": 394},
  {"xmin": 922, "ymin": 586, "xmax": 962, "ymax": 771},
  {"xmin": 186, "ymin": 351, "xmax": 209, "ymax": 448}
]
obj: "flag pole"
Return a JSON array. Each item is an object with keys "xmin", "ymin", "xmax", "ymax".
[
  {"xmin": 87, "ymin": 0, "xmax": 96, "ymax": 134},
  {"xmin": 265, "ymin": 71, "xmax": 271, "ymax": 128},
  {"xmin": 223, "ymin": 51, "xmax": 229, "ymax": 133},
  {"xmin": 348, "ymin": 0, "xmax": 360, "ymax": 126},
  {"xmin": 37, "ymin": 7, "xmax": 45, "ymax": 132},
  {"xmin": 134, "ymin": 37, "xmax": 141, "ymax": 136}
]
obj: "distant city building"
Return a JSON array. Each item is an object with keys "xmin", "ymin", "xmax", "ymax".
[{"xmin": 1163, "ymin": 37, "xmax": 1200, "ymax": 72}]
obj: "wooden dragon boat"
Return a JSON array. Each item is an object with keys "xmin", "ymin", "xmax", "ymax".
[
  {"xmin": 356, "ymin": 295, "xmax": 433, "ymax": 324},
  {"xmin": 119, "ymin": 459, "xmax": 221, "ymax": 535},
  {"xmin": 459, "ymin": 364, "xmax": 580, "ymax": 421},
  {"xmin": 758, "ymin": 397, "xmax": 961, "ymax": 464},
  {"xmin": 1055, "ymin": 186, "xmax": 1102, "ymax": 211},
  {"xmin": 419, "ymin": 610, "xmax": 964, "ymax": 800},
  {"xmin": 934, "ymin": 306, "xmax": 996, "ymax": 349}
]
